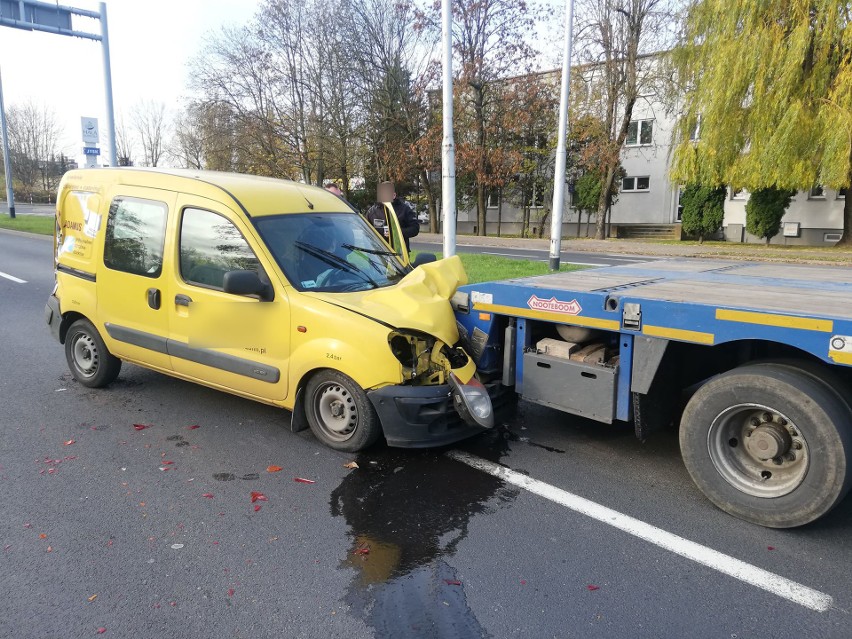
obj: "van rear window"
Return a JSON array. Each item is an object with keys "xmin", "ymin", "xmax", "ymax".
[{"xmin": 103, "ymin": 197, "xmax": 168, "ymax": 278}]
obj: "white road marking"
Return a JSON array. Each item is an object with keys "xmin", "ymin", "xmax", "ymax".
[
  {"xmin": 0, "ymin": 271, "xmax": 26, "ymax": 283},
  {"xmin": 446, "ymin": 450, "xmax": 834, "ymax": 612}
]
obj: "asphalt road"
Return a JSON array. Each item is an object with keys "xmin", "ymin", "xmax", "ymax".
[{"xmin": 2, "ymin": 229, "xmax": 851, "ymax": 639}]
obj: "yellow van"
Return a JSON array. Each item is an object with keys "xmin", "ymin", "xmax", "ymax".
[{"xmin": 44, "ymin": 168, "xmax": 493, "ymax": 451}]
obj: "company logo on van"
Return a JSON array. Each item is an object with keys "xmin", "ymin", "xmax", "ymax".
[{"xmin": 527, "ymin": 294, "xmax": 582, "ymax": 315}]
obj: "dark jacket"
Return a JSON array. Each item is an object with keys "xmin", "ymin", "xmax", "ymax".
[{"xmin": 366, "ymin": 198, "xmax": 420, "ymax": 251}]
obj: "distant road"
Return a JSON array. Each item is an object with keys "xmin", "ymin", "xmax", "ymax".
[{"xmin": 411, "ymin": 238, "xmax": 655, "ymax": 268}]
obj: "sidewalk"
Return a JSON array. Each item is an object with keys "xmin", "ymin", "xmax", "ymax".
[{"xmin": 416, "ymin": 232, "xmax": 852, "ymax": 265}]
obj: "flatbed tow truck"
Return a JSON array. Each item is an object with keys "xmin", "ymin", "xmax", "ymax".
[{"xmin": 452, "ymin": 258, "xmax": 852, "ymax": 528}]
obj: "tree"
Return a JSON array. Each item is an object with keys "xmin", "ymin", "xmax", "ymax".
[
  {"xmin": 671, "ymin": 1, "xmax": 852, "ymax": 245},
  {"xmin": 115, "ymin": 113, "xmax": 135, "ymax": 166},
  {"xmin": 745, "ymin": 187, "xmax": 795, "ymax": 245},
  {"xmin": 435, "ymin": 0, "xmax": 542, "ymax": 236},
  {"xmin": 679, "ymin": 184, "xmax": 725, "ymax": 243},
  {"xmin": 132, "ymin": 100, "xmax": 168, "ymax": 167},
  {"xmin": 6, "ymin": 101, "xmax": 62, "ymax": 196},
  {"xmin": 574, "ymin": 0, "xmax": 678, "ymax": 240}
]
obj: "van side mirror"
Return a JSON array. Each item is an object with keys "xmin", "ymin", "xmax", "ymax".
[
  {"xmin": 411, "ymin": 252, "xmax": 437, "ymax": 268},
  {"xmin": 223, "ymin": 270, "xmax": 274, "ymax": 301}
]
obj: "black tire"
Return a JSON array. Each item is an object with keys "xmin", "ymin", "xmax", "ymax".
[
  {"xmin": 304, "ymin": 370, "xmax": 381, "ymax": 452},
  {"xmin": 679, "ymin": 363, "xmax": 852, "ymax": 528},
  {"xmin": 64, "ymin": 319, "xmax": 122, "ymax": 388}
]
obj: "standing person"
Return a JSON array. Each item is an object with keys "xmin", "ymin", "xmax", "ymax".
[
  {"xmin": 323, "ymin": 182, "xmax": 344, "ymax": 198},
  {"xmin": 366, "ymin": 181, "xmax": 419, "ymax": 251}
]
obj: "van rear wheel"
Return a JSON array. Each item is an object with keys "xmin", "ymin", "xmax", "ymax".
[
  {"xmin": 65, "ymin": 319, "xmax": 122, "ymax": 388},
  {"xmin": 304, "ymin": 370, "xmax": 381, "ymax": 452}
]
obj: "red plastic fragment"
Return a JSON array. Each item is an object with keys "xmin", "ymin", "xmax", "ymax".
[
  {"xmin": 3, "ymin": 545, "xmax": 10, "ymax": 551},
  {"xmin": 355, "ymin": 545, "xmax": 370, "ymax": 555},
  {"xmin": 254, "ymin": 505, "xmax": 262, "ymax": 512},
  {"xmin": 587, "ymin": 585, "xmax": 600, "ymax": 591},
  {"xmin": 202, "ymin": 493, "xmax": 214, "ymax": 499},
  {"xmin": 443, "ymin": 579, "xmax": 462, "ymax": 586},
  {"xmin": 227, "ymin": 588, "xmax": 235, "ymax": 597},
  {"xmin": 520, "ymin": 580, "xmax": 527, "ymax": 585},
  {"xmin": 97, "ymin": 628, "xmax": 107, "ymax": 634},
  {"xmin": 767, "ymin": 546, "xmax": 775, "ymax": 551},
  {"xmin": 63, "ymin": 439, "xmax": 75, "ymax": 446},
  {"xmin": 188, "ymin": 425, "xmax": 200, "ymax": 430},
  {"xmin": 266, "ymin": 465, "xmax": 283, "ymax": 473},
  {"xmin": 250, "ymin": 491, "xmax": 268, "ymax": 503},
  {"xmin": 294, "ymin": 477, "xmax": 315, "ymax": 484},
  {"xmin": 162, "ymin": 461, "xmax": 175, "ymax": 465}
]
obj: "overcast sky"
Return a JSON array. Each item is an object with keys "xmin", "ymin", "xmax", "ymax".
[{"xmin": 0, "ymin": 0, "xmax": 260, "ymax": 164}]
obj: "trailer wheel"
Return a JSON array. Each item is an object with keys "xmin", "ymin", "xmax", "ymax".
[
  {"xmin": 304, "ymin": 370, "xmax": 382, "ymax": 452},
  {"xmin": 679, "ymin": 363, "xmax": 852, "ymax": 528},
  {"xmin": 64, "ymin": 319, "xmax": 122, "ymax": 388}
]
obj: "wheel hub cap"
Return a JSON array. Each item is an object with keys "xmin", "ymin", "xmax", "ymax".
[{"xmin": 746, "ymin": 423, "xmax": 792, "ymax": 461}]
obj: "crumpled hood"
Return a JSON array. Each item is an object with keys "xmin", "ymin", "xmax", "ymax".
[{"xmin": 310, "ymin": 255, "xmax": 467, "ymax": 345}]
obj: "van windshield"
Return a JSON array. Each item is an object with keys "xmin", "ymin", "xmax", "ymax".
[{"xmin": 254, "ymin": 212, "xmax": 409, "ymax": 293}]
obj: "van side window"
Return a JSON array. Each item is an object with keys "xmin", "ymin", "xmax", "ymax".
[
  {"xmin": 103, "ymin": 197, "xmax": 168, "ymax": 277},
  {"xmin": 180, "ymin": 208, "xmax": 260, "ymax": 289}
]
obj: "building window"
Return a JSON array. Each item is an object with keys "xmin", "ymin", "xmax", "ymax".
[
  {"xmin": 528, "ymin": 183, "xmax": 545, "ymax": 208},
  {"xmin": 809, "ymin": 185, "xmax": 825, "ymax": 199},
  {"xmin": 626, "ymin": 119, "xmax": 653, "ymax": 146},
  {"xmin": 622, "ymin": 176, "xmax": 650, "ymax": 192},
  {"xmin": 103, "ymin": 197, "xmax": 168, "ymax": 278},
  {"xmin": 731, "ymin": 188, "xmax": 748, "ymax": 200},
  {"xmin": 487, "ymin": 190, "xmax": 498, "ymax": 208},
  {"xmin": 689, "ymin": 115, "xmax": 701, "ymax": 142},
  {"xmin": 676, "ymin": 186, "xmax": 685, "ymax": 221},
  {"xmin": 838, "ymin": 188, "xmax": 847, "ymax": 199}
]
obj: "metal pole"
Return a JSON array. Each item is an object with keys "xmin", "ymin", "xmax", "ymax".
[
  {"xmin": 0, "ymin": 66, "xmax": 15, "ymax": 218},
  {"xmin": 441, "ymin": 0, "xmax": 456, "ymax": 258},
  {"xmin": 548, "ymin": 0, "xmax": 575, "ymax": 271},
  {"xmin": 99, "ymin": 2, "xmax": 117, "ymax": 167}
]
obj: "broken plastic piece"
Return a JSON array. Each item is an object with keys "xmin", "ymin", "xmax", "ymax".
[
  {"xmin": 250, "ymin": 491, "xmax": 268, "ymax": 503},
  {"xmin": 133, "ymin": 424, "xmax": 150, "ymax": 431},
  {"xmin": 266, "ymin": 465, "xmax": 283, "ymax": 473},
  {"xmin": 294, "ymin": 477, "xmax": 315, "ymax": 484},
  {"xmin": 344, "ymin": 462, "xmax": 359, "ymax": 469},
  {"xmin": 587, "ymin": 585, "xmax": 600, "ymax": 591}
]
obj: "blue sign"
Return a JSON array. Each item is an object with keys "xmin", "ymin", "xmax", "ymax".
[{"xmin": 83, "ymin": 147, "xmax": 100, "ymax": 156}]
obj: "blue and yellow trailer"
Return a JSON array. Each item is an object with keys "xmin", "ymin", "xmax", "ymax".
[{"xmin": 453, "ymin": 259, "xmax": 852, "ymax": 528}]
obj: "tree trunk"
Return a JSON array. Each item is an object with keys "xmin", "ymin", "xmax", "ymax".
[
  {"xmin": 595, "ymin": 166, "xmax": 615, "ymax": 239},
  {"xmin": 422, "ymin": 169, "xmax": 439, "ymax": 234},
  {"xmin": 837, "ymin": 162, "xmax": 852, "ymax": 246},
  {"xmin": 477, "ymin": 184, "xmax": 487, "ymax": 236},
  {"xmin": 497, "ymin": 188, "xmax": 503, "ymax": 237}
]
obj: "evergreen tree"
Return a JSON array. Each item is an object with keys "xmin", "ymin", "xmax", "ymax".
[
  {"xmin": 680, "ymin": 184, "xmax": 725, "ymax": 243},
  {"xmin": 745, "ymin": 187, "xmax": 796, "ymax": 245}
]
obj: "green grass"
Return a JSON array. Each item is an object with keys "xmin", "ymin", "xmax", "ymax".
[
  {"xmin": 0, "ymin": 214, "xmax": 54, "ymax": 235},
  {"xmin": 415, "ymin": 251, "xmax": 584, "ymax": 283}
]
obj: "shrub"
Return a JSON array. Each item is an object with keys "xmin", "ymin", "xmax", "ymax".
[
  {"xmin": 680, "ymin": 185, "xmax": 725, "ymax": 243},
  {"xmin": 745, "ymin": 186, "xmax": 796, "ymax": 244}
]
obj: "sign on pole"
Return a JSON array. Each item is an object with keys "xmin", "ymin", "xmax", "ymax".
[{"xmin": 81, "ymin": 117, "xmax": 99, "ymax": 144}]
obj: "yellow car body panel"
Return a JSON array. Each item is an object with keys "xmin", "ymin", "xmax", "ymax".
[{"xmin": 48, "ymin": 168, "xmax": 487, "ymax": 448}]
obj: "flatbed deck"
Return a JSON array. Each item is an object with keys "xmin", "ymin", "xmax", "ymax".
[{"xmin": 466, "ymin": 259, "xmax": 852, "ymax": 367}]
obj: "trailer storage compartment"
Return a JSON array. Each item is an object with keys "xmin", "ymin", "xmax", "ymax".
[{"xmin": 522, "ymin": 352, "xmax": 617, "ymax": 423}]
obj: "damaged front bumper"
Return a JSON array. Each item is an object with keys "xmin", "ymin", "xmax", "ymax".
[{"xmin": 367, "ymin": 379, "xmax": 500, "ymax": 448}]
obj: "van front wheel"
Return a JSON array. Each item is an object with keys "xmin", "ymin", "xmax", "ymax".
[
  {"xmin": 304, "ymin": 370, "xmax": 381, "ymax": 452},
  {"xmin": 65, "ymin": 319, "xmax": 122, "ymax": 388}
]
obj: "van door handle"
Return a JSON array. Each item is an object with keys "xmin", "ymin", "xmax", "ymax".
[
  {"xmin": 147, "ymin": 288, "xmax": 161, "ymax": 310},
  {"xmin": 175, "ymin": 294, "xmax": 192, "ymax": 307}
]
